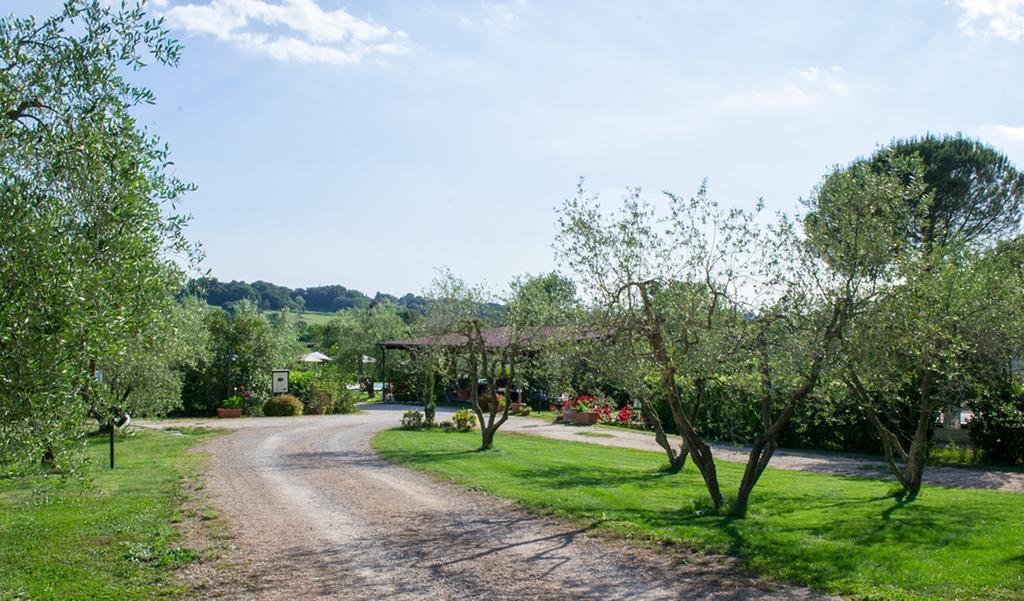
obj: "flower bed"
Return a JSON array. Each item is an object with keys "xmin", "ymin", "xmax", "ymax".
[
  {"xmin": 563, "ymin": 407, "xmax": 599, "ymax": 425},
  {"xmin": 558, "ymin": 395, "xmax": 646, "ymax": 429}
]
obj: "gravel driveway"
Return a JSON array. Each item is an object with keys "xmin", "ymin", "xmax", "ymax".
[{"xmin": 157, "ymin": 405, "xmax": 828, "ymax": 600}]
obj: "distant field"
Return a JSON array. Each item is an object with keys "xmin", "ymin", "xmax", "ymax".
[{"xmin": 269, "ymin": 310, "xmax": 338, "ymax": 326}]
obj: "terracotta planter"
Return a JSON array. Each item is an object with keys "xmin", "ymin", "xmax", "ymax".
[
  {"xmin": 563, "ymin": 408, "xmax": 598, "ymax": 425},
  {"xmin": 572, "ymin": 411, "xmax": 599, "ymax": 425},
  {"xmin": 510, "ymin": 402, "xmax": 527, "ymax": 413},
  {"xmin": 217, "ymin": 407, "xmax": 242, "ymax": 418}
]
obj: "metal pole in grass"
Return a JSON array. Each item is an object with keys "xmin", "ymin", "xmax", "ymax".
[{"xmin": 109, "ymin": 412, "xmax": 131, "ymax": 469}]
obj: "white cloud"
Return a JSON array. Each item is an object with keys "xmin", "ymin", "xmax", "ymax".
[
  {"xmin": 480, "ymin": 1, "xmax": 524, "ymax": 28},
  {"xmin": 957, "ymin": 0, "xmax": 1024, "ymax": 41},
  {"xmin": 721, "ymin": 66, "xmax": 848, "ymax": 111},
  {"xmin": 163, "ymin": 0, "xmax": 409, "ymax": 64},
  {"xmin": 978, "ymin": 124, "xmax": 1024, "ymax": 144}
]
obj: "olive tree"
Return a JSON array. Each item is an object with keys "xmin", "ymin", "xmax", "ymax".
[
  {"xmin": 844, "ymin": 247, "xmax": 1024, "ymax": 496},
  {"xmin": 813, "ymin": 139, "xmax": 1024, "ymax": 497},
  {"xmin": 557, "ymin": 182, "xmax": 761, "ymax": 507},
  {"xmin": 90, "ymin": 296, "xmax": 209, "ymax": 424},
  {"xmin": 0, "ymin": 2, "xmax": 196, "ymax": 472},
  {"xmin": 557, "ymin": 176, "xmax": 897, "ymax": 515},
  {"xmin": 425, "ymin": 272, "xmax": 532, "ymax": 450}
]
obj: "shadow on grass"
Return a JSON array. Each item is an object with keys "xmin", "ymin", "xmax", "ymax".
[{"xmin": 375, "ymin": 429, "xmax": 1024, "ymax": 597}]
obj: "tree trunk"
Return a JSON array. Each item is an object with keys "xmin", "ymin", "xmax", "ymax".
[
  {"xmin": 637, "ymin": 284, "xmax": 723, "ymax": 508},
  {"xmin": 732, "ymin": 318, "xmax": 837, "ymax": 517},
  {"xmin": 850, "ymin": 369, "xmax": 934, "ymax": 497},
  {"xmin": 480, "ymin": 427, "xmax": 495, "ymax": 450},
  {"xmin": 424, "ymin": 369, "xmax": 436, "ymax": 424},
  {"xmin": 902, "ymin": 371, "xmax": 936, "ymax": 498},
  {"xmin": 733, "ymin": 400, "xmax": 799, "ymax": 516},
  {"xmin": 638, "ymin": 396, "xmax": 687, "ymax": 472},
  {"xmin": 467, "ymin": 348, "xmax": 487, "ymax": 450},
  {"xmin": 733, "ymin": 435, "xmax": 778, "ymax": 516},
  {"xmin": 41, "ymin": 445, "xmax": 56, "ymax": 468}
]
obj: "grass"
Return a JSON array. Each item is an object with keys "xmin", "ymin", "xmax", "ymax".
[
  {"xmin": 373, "ymin": 429, "xmax": 1024, "ymax": 600},
  {"xmin": 522, "ymin": 410, "xmax": 558, "ymax": 423},
  {"xmin": 268, "ymin": 309, "xmax": 338, "ymax": 326},
  {"xmin": 0, "ymin": 428, "xmax": 213, "ymax": 600}
]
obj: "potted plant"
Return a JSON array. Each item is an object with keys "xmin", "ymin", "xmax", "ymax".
[
  {"xmin": 217, "ymin": 394, "xmax": 244, "ymax": 418},
  {"xmin": 570, "ymin": 399, "xmax": 599, "ymax": 425},
  {"xmin": 561, "ymin": 395, "xmax": 601, "ymax": 425}
]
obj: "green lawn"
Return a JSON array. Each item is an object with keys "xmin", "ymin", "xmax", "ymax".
[
  {"xmin": 0, "ymin": 428, "xmax": 212, "ymax": 600},
  {"xmin": 373, "ymin": 429, "xmax": 1024, "ymax": 600},
  {"xmin": 268, "ymin": 309, "xmax": 338, "ymax": 326}
]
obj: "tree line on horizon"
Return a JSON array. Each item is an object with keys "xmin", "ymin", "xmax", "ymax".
[{"xmin": 186, "ymin": 277, "xmax": 433, "ymax": 316}]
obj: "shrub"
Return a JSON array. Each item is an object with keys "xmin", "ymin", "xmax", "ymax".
[
  {"xmin": 264, "ymin": 394, "xmax": 303, "ymax": 417},
  {"xmin": 438, "ymin": 420, "xmax": 454, "ymax": 432},
  {"xmin": 288, "ymin": 370, "xmax": 316, "ymax": 400},
  {"xmin": 242, "ymin": 389, "xmax": 266, "ymax": 417},
  {"xmin": 328, "ymin": 387, "xmax": 359, "ymax": 415},
  {"xmin": 401, "ymin": 410, "xmax": 424, "ymax": 430},
  {"xmin": 968, "ymin": 383, "xmax": 1024, "ymax": 465},
  {"xmin": 221, "ymin": 395, "xmax": 244, "ymax": 409},
  {"xmin": 515, "ymin": 405, "xmax": 531, "ymax": 416},
  {"xmin": 452, "ymin": 408, "xmax": 476, "ymax": 432},
  {"xmin": 303, "ymin": 388, "xmax": 334, "ymax": 415}
]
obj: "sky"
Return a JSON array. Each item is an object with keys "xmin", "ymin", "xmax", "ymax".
[{"xmin": 8, "ymin": 0, "xmax": 1024, "ymax": 297}]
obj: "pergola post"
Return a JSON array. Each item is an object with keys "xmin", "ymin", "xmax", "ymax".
[{"xmin": 380, "ymin": 345, "xmax": 388, "ymax": 400}]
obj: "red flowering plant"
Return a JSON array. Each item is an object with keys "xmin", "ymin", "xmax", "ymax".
[
  {"xmin": 572, "ymin": 395, "xmax": 596, "ymax": 412},
  {"xmin": 566, "ymin": 394, "xmax": 618, "ymax": 421},
  {"xmin": 610, "ymin": 404, "xmax": 648, "ymax": 430}
]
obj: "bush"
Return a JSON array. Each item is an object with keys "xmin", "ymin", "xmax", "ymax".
[
  {"xmin": 401, "ymin": 410, "xmax": 424, "ymax": 430},
  {"xmin": 328, "ymin": 387, "xmax": 359, "ymax": 415},
  {"xmin": 968, "ymin": 382, "xmax": 1024, "ymax": 465},
  {"xmin": 452, "ymin": 408, "xmax": 476, "ymax": 432},
  {"xmin": 264, "ymin": 394, "xmax": 303, "ymax": 417},
  {"xmin": 221, "ymin": 395, "xmax": 244, "ymax": 409},
  {"xmin": 289, "ymin": 371, "xmax": 361, "ymax": 416},
  {"xmin": 243, "ymin": 390, "xmax": 266, "ymax": 417},
  {"xmin": 303, "ymin": 388, "xmax": 334, "ymax": 415},
  {"xmin": 288, "ymin": 370, "xmax": 316, "ymax": 400}
]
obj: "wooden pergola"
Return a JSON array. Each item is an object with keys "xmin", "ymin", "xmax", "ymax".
[{"xmin": 377, "ymin": 326, "xmax": 569, "ymax": 402}]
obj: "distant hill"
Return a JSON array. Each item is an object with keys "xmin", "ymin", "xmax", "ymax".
[{"xmin": 186, "ymin": 277, "xmax": 432, "ymax": 316}]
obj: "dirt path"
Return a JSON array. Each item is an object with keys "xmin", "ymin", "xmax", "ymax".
[
  {"xmin": 501, "ymin": 417, "xmax": 1024, "ymax": 492},
  {"xmin": 154, "ymin": 405, "xmax": 828, "ymax": 600}
]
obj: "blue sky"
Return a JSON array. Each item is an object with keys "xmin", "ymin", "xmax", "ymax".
[{"xmin": 10, "ymin": 1, "xmax": 1024, "ymax": 297}]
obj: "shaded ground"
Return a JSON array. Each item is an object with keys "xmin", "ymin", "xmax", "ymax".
[
  {"xmin": 502, "ymin": 417, "xmax": 1024, "ymax": 492},
  {"xmin": 147, "ymin": 406, "xmax": 827, "ymax": 600}
]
